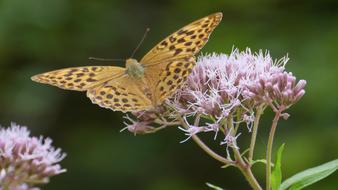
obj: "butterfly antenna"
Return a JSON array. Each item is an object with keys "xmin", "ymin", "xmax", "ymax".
[
  {"xmin": 88, "ymin": 57, "xmax": 125, "ymax": 62},
  {"xmin": 130, "ymin": 28, "xmax": 150, "ymax": 58}
]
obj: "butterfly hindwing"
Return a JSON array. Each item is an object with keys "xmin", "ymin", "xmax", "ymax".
[
  {"xmin": 86, "ymin": 75, "xmax": 152, "ymax": 112},
  {"xmin": 31, "ymin": 66, "xmax": 125, "ymax": 91}
]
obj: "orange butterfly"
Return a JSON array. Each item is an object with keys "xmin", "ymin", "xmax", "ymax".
[{"xmin": 31, "ymin": 13, "xmax": 222, "ymax": 112}]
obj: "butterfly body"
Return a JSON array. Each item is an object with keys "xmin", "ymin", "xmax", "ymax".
[
  {"xmin": 32, "ymin": 12, "xmax": 222, "ymax": 112},
  {"xmin": 126, "ymin": 58, "xmax": 145, "ymax": 79}
]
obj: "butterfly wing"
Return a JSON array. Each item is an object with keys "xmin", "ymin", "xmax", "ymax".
[
  {"xmin": 86, "ymin": 75, "xmax": 152, "ymax": 112},
  {"xmin": 140, "ymin": 12, "xmax": 222, "ymax": 105},
  {"xmin": 140, "ymin": 12, "xmax": 222, "ymax": 65},
  {"xmin": 144, "ymin": 56, "xmax": 196, "ymax": 105},
  {"xmin": 31, "ymin": 66, "xmax": 125, "ymax": 91}
]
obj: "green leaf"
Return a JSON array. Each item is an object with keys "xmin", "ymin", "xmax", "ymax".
[
  {"xmin": 251, "ymin": 159, "xmax": 274, "ymax": 166},
  {"xmin": 280, "ymin": 159, "xmax": 338, "ymax": 190},
  {"xmin": 206, "ymin": 182, "xmax": 224, "ymax": 190},
  {"xmin": 271, "ymin": 143, "xmax": 285, "ymax": 190}
]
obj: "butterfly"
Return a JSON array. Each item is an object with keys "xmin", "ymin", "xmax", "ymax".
[{"xmin": 31, "ymin": 12, "xmax": 222, "ymax": 112}]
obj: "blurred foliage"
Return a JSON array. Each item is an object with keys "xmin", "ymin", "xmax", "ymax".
[{"xmin": 0, "ymin": 0, "xmax": 338, "ymax": 189}]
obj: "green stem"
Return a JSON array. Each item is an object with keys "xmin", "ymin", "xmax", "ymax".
[
  {"xmin": 228, "ymin": 115, "xmax": 262, "ymax": 190},
  {"xmin": 233, "ymin": 147, "xmax": 263, "ymax": 190},
  {"xmin": 266, "ymin": 110, "xmax": 282, "ymax": 190},
  {"xmin": 248, "ymin": 105, "xmax": 264, "ymax": 163},
  {"xmin": 1, "ymin": 168, "xmax": 9, "ymax": 190}
]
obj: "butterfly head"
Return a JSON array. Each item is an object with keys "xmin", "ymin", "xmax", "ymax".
[{"xmin": 125, "ymin": 58, "xmax": 144, "ymax": 79}]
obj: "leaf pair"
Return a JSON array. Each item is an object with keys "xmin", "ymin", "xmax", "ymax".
[{"xmin": 272, "ymin": 144, "xmax": 338, "ymax": 190}]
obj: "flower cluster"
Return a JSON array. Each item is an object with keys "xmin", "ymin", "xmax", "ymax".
[
  {"xmin": 0, "ymin": 123, "xmax": 66, "ymax": 190},
  {"xmin": 173, "ymin": 48, "xmax": 305, "ymax": 116},
  {"xmin": 123, "ymin": 48, "xmax": 306, "ymax": 146}
]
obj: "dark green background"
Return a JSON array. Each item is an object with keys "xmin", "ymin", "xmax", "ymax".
[{"xmin": 1, "ymin": 0, "xmax": 337, "ymax": 189}]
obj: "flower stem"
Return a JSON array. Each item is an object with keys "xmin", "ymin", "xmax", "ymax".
[
  {"xmin": 228, "ymin": 115, "xmax": 262, "ymax": 190},
  {"xmin": 3, "ymin": 186, "xmax": 9, "ymax": 190},
  {"xmin": 179, "ymin": 115, "xmax": 262, "ymax": 190},
  {"xmin": 266, "ymin": 109, "xmax": 282, "ymax": 190},
  {"xmin": 248, "ymin": 105, "xmax": 264, "ymax": 163},
  {"xmin": 178, "ymin": 115, "xmax": 234, "ymax": 165},
  {"xmin": 233, "ymin": 147, "xmax": 263, "ymax": 190}
]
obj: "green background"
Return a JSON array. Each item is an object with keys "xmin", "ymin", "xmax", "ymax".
[{"xmin": 0, "ymin": 0, "xmax": 337, "ymax": 189}]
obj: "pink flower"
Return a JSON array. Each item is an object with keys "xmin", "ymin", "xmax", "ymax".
[
  {"xmin": 172, "ymin": 48, "xmax": 306, "ymax": 116},
  {"xmin": 0, "ymin": 123, "xmax": 66, "ymax": 190},
  {"xmin": 122, "ymin": 115, "xmax": 155, "ymax": 135}
]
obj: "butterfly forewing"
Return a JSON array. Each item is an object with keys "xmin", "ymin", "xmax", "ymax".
[
  {"xmin": 31, "ymin": 66, "xmax": 125, "ymax": 91},
  {"xmin": 86, "ymin": 75, "xmax": 152, "ymax": 112},
  {"xmin": 141, "ymin": 12, "xmax": 222, "ymax": 106},
  {"xmin": 140, "ymin": 12, "xmax": 222, "ymax": 65}
]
